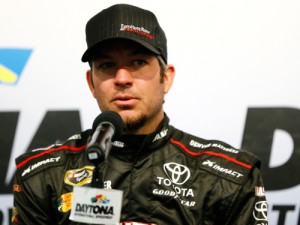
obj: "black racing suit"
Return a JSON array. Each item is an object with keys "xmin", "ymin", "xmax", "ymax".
[{"xmin": 12, "ymin": 115, "xmax": 268, "ymax": 225}]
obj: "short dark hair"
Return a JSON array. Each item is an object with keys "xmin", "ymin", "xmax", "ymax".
[{"xmin": 157, "ymin": 55, "xmax": 167, "ymax": 83}]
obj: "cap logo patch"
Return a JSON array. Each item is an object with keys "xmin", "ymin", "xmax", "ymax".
[{"xmin": 120, "ymin": 24, "xmax": 154, "ymax": 39}]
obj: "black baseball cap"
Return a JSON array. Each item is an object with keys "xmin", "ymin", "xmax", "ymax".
[{"xmin": 81, "ymin": 4, "xmax": 167, "ymax": 63}]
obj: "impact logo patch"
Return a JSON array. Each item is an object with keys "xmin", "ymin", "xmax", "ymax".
[{"xmin": 0, "ymin": 48, "xmax": 32, "ymax": 85}]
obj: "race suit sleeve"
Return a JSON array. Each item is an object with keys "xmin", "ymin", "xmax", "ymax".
[
  {"xmin": 225, "ymin": 166, "xmax": 268, "ymax": 225},
  {"xmin": 12, "ymin": 168, "xmax": 57, "ymax": 225}
]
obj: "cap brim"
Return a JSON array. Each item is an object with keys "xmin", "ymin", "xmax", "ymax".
[{"xmin": 81, "ymin": 37, "xmax": 160, "ymax": 62}]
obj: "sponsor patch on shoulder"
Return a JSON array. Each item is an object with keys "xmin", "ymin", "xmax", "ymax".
[
  {"xmin": 64, "ymin": 166, "xmax": 94, "ymax": 186},
  {"xmin": 202, "ymin": 160, "xmax": 243, "ymax": 178},
  {"xmin": 21, "ymin": 156, "xmax": 61, "ymax": 177}
]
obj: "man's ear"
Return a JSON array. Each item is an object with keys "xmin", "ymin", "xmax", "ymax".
[
  {"xmin": 86, "ymin": 69, "xmax": 96, "ymax": 97},
  {"xmin": 163, "ymin": 64, "xmax": 175, "ymax": 94}
]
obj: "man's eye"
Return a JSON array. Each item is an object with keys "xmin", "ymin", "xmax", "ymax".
[
  {"xmin": 98, "ymin": 62, "xmax": 115, "ymax": 69},
  {"xmin": 132, "ymin": 60, "xmax": 147, "ymax": 67}
]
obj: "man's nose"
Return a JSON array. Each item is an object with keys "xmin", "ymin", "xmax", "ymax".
[{"xmin": 114, "ymin": 67, "xmax": 133, "ymax": 86}]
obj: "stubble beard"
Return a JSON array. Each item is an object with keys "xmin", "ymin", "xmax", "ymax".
[{"xmin": 123, "ymin": 112, "xmax": 147, "ymax": 133}]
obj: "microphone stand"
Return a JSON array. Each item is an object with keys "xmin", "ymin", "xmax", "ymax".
[
  {"xmin": 87, "ymin": 123, "xmax": 113, "ymax": 188},
  {"xmin": 90, "ymin": 163, "xmax": 104, "ymax": 188}
]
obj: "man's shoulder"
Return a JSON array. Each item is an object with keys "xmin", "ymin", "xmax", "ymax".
[
  {"xmin": 15, "ymin": 130, "xmax": 91, "ymax": 180},
  {"xmin": 170, "ymin": 128, "xmax": 260, "ymax": 184}
]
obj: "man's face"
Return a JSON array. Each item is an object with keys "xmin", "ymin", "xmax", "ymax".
[{"xmin": 86, "ymin": 39, "xmax": 174, "ymax": 134}]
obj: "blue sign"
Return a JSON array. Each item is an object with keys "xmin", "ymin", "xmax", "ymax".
[{"xmin": 0, "ymin": 48, "xmax": 32, "ymax": 85}]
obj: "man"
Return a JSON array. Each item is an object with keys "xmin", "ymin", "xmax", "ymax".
[{"xmin": 12, "ymin": 4, "xmax": 268, "ymax": 225}]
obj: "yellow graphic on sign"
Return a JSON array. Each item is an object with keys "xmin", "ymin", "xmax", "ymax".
[{"xmin": 0, "ymin": 65, "xmax": 17, "ymax": 83}]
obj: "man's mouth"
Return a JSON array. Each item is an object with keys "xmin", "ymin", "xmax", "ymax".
[{"xmin": 113, "ymin": 95, "xmax": 138, "ymax": 107}]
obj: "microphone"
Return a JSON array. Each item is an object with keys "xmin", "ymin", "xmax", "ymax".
[
  {"xmin": 86, "ymin": 110, "xmax": 124, "ymax": 165},
  {"xmin": 70, "ymin": 111, "xmax": 124, "ymax": 223}
]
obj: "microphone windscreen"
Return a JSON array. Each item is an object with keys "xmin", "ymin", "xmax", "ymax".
[{"xmin": 92, "ymin": 111, "xmax": 124, "ymax": 138}]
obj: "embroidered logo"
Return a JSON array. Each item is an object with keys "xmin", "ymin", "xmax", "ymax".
[
  {"xmin": 64, "ymin": 166, "xmax": 94, "ymax": 186},
  {"xmin": 120, "ymin": 24, "xmax": 154, "ymax": 39}
]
